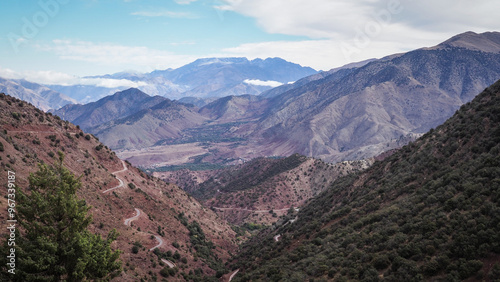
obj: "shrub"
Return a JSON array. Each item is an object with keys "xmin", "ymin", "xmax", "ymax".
[
  {"xmin": 173, "ymin": 251, "xmax": 181, "ymax": 260},
  {"xmin": 159, "ymin": 267, "xmax": 170, "ymax": 277},
  {"xmin": 373, "ymin": 254, "xmax": 391, "ymax": 270}
]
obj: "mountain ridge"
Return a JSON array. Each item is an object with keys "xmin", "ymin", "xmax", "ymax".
[
  {"xmin": 432, "ymin": 31, "xmax": 500, "ymax": 53},
  {"xmin": 53, "ymin": 88, "xmax": 168, "ymax": 131}
]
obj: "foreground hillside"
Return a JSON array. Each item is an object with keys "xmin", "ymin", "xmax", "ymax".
[
  {"xmin": 231, "ymin": 80, "xmax": 500, "ymax": 281},
  {"xmin": 155, "ymin": 154, "xmax": 373, "ymax": 226},
  {"xmin": 0, "ymin": 93, "xmax": 238, "ymax": 281}
]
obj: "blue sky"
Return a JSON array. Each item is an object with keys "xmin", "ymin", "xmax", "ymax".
[{"xmin": 1, "ymin": 0, "xmax": 499, "ymax": 87}]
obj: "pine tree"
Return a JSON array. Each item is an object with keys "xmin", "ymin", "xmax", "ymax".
[{"xmin": 4, "ymin": 152, "xmax": 121, "ymax": 281}]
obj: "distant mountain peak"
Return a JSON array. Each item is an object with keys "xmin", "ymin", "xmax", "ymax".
[
  {"xmin": 111, "ymin": 87, "xmax": 149, "ymax": 99},
  {"xmin": 192, "ymin": 57, "xmax": 249, "ymax": 66},
  {"xmin": 434, "ymin": 31, "xmax": 500, "ymax": 53}
]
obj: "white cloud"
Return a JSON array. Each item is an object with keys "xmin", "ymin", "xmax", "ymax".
[
  {"xmin": 216, "ymin": 0, "xmax": 368, "ymax": 39},
  {"xmin": 38, "ymin": 39, "xmax": 195, "ymax": 72},
  {"xmin": 0, "ymin": 67, "xmax": 148, "ymax": 88},
  {"xmin": 218, "ymin": 35, "xmax": 432, "ymax": 71},
  {"xmin": 174, "ymin": 0, "xmax": 198, "ymax": 4},
  {"xmin": 243, "ymin": 79, "xmax": 283, "ymax": 87},
  {"xmin": 131, "ymin": 10, "xmax": 196, "ymax": 18},
  {"xmin": 215, "ymin": 0, "xmax": 500, "ymax": 70},
  {"xmin": 217, "ymin": 0, "xmax": 499, "ymax": 39}
]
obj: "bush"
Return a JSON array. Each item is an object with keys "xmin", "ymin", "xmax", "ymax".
[
  {"xmin": 173, "ymin": 251, "xmax": 181, "ymax": 260},
  {"xmin": 132, "ymin": 245, "xmax": 139, "ymax": 254},
  {"xmin": 85, "ymin": 134, "xmax": 91, "ymax": 140},
  {"xmin": 373, "ymin": 254, "xmax": 391, "ymax": 270},
  {"xmin": 160, "ymin": 267, "xmax": 177, "ymax": 277},
  {"xmin": 0, "ymin": 141, "xmax": 4, "ymax": 152},
  {"xmin": 159, "ymin": 267, "xmax": 170, "ymax": 277},
  {"xmin": 128, "ymin": 183, "xmax": 136, "ymax": 190}
]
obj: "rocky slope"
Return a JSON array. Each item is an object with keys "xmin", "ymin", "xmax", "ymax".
[
  {"xmin": 154, "ymin": 154, "xmax": 373, "ymax": 226},
  {"xmin": 231, "ymin": 79, "xmax": 500, "ymax": 281},
  {"xmin": 90, "ymin": 99, "xmax": 208, "ymax": 150},
  {"xmin": 251, "ymin": 31, "xmax": 500, "ymax": 162},
  {"xmin": 0, "ymin": 93, "xmax": 238, "ymax": 281}
]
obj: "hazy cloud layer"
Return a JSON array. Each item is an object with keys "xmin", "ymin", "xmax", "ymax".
[{"xmin": 0, "ymin": 67, "xmax": 148, "ymax": 88}]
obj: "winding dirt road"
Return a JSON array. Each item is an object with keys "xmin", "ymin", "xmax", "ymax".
[
  {"xmin": 123, "ymin": 208, "xmax": 175, "ymax": 267},
  {"xmin": 124, "ymin": 208, "xmax": 141, "ymax": 226},
  {"xmin": 102, "ymin": 159, "xmax": 176, "ymax": 268},
  {"xmin": 149, "ymin": 235, "xmax": 164, "ymax": 251},
  {"xmin": 103, "ymin": 160, "xmax": 127, "ymax": 194},
  {"xmin": 161, "ymin": 258, "xmax": 176, "ymax": 268}
]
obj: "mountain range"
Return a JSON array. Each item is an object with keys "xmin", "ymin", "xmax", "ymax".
[
  {"xmin": 54, "ymin": 31, "xmax": 500, "ymax": 167},
  {"xmin": 47, "ymin": 57, "xmax": 317, "ymax": 103}
]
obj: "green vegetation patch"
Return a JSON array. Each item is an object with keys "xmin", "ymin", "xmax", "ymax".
[{"xmin": 232, "ymin": 81, "xmax": 500, "ymax": 281}]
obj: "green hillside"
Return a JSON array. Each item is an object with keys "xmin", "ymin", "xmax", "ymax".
[{"xmin": 232, "ymin": 80, "xmax": 500, "ymax": 281}]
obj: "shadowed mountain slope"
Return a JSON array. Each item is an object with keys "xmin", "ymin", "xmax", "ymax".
[{"xmin": 232, "ymin": 79, "xmax": 500, "ymax": 281}]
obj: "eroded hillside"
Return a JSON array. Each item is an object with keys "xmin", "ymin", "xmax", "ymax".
[{"xmin": 155, "ymin": 154, "xmax": 373, "ymax": 226}]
